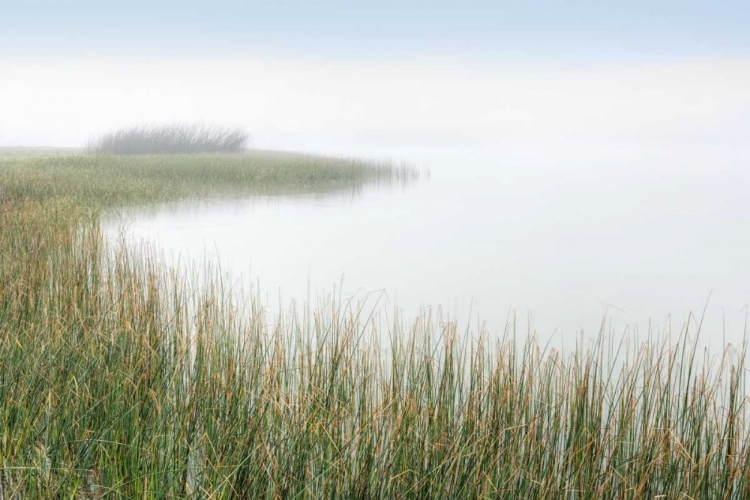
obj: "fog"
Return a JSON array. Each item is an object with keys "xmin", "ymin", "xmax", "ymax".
[
  {"xmin": 4, "ymin": 52, "xmax": 750, "ymax": 344},
  {"xmin": 2, "ymin": 55, "xmax": 749, "ymax": 157}
]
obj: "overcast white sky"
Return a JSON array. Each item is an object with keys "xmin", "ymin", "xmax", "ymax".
[
  {"xmin": 1, "ymin": 2, "xmax": 749, "ymax": 154},
  {"xmin": 1, "ymin": 55, "xmax": 749, "ymax": 154}
]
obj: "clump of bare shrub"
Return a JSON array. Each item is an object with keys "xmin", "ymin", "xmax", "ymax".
[{"xmin": 88, "ymin": 123, "xmax": 250, "ymax": 155}]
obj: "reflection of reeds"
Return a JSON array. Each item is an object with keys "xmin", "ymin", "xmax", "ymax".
[
  {"xmin": 88, "ymin": 123, "xmax": 250, "ymax": 155},
  {"xmin": 1, "ymin": 154, "xmax": 748, "ymax": 498}
]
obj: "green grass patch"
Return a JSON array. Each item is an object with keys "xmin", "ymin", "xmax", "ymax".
[{"xmin": 0, "ymin": 151, "xmax": 405, "ymax": 207}]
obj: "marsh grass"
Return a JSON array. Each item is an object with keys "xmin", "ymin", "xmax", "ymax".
[
  {"xmin": 88, "ymin": 124, "xmax": 250, "ymax": 155},
  {"xmin": 1, "ymin": 153, "xmax": 749, "ymax": 498},
  {"xmin": 0, "ymin": 151, "xmax": 407, "ymax": 207}
]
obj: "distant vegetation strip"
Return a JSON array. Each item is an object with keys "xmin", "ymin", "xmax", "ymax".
[
  {"xmin": 0, "ymin": 151, "xmax": 413, "ymax": 206},
  {"xmin": 1, "ymin": 153, "xmax": 749, "ymax": 498},
  {"xmin": 88, "ymin": 123, "xmax": 250, "ymax": 155}
]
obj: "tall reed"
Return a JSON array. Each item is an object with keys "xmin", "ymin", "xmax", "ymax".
[{"xmin": 0, "ymin": 154, "xmax": 748, "ymax": 498}]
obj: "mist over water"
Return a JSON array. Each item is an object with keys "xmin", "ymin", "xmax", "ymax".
[
  {"xmin": 4, "ymin": 53, "xmax": 749, "ymax": 348},
  {"xmin": 105, "ymin": 140, "xmax": 750, "ymax": 349}
]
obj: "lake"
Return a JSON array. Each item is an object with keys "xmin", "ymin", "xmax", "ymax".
[{"xmin": 104, "ymin": 143, "xmax": 750, "ymax": 349}]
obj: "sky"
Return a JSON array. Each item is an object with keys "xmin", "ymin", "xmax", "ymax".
[
  {"xmin": 3, "ymin": 1, "xmax": 750, "ymax": 57},
  {"xmin": 1, "ymin": 1, "xmax": 749, "ymax": 152}
]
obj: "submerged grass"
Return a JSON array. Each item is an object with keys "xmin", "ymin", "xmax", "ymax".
[{"xmin": 1, "ymin": 152, "xmax": 749, "ymax": 498}]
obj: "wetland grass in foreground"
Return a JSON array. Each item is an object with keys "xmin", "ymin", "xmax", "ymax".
[{"xmin": 1, "ymin": 153, "xmax": 749, "ymax": 498}]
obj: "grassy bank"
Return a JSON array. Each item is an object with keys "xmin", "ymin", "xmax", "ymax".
[
  {"xmin": 0, "ymin": 151, "xmax": 403, "ymax": 206},
  {"xmin": 1, "ymin": 153, "xmax": 749, "ymax": 498}
]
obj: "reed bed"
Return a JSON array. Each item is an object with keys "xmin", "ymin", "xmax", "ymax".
[
  {"xmin": 88, "ymin": 124, "xmax": 250, "ymax": 155},
  {"xmin": 1, "ymin": 153, "xmax": 749, "ymax": 498},
  {"xmin": 0, "ymin": 152, "xmax": 407, "ymax": 207}
]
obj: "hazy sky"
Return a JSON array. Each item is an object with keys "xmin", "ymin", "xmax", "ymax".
[
  {"xmin": 3, "ymin": 1, "xmax": 750, "ymax": 56},
  {"xmin": 2, "ymin": 1, "xmax": 749, "ymax": 151}
]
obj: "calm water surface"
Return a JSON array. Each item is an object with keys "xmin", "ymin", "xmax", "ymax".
[{"xmin": 105, "ymin": 145, "xmax": 750, "ymax": 348}]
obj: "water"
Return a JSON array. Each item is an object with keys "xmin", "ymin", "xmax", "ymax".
[{"xmin": 105, "ymin": 143, "xmax": 750, "ymax": 348}]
